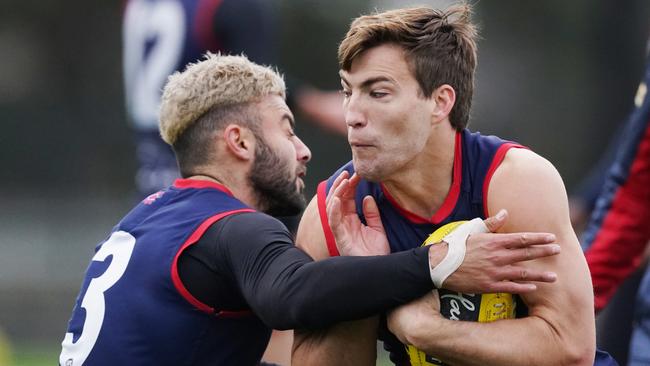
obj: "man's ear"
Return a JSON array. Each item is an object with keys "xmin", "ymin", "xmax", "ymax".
[
  {"xmin": 223, "ymin": 124, "xmax": 255, "ymax": 161},
  {"xmin": 431, "ymin": 84, "xmax": 456, "ymax": 123}
]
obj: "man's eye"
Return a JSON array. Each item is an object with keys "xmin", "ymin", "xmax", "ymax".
[
  {"xmin": 340, "ymin": 89, "xmax": 351, "ymax": 98},
  {"xmin": 370, "ymin": 91, "xmax": 388, "ymax": 98}
]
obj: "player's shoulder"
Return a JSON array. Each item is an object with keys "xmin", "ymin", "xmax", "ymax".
[
  {"xmin": 462, "ymin": 129, "xmax": 525, "ymax": 173},
  {"xmin": 463, "ymin": 129, "xmax": 517, "ymax": 148},
  {"xmin": 488, "ymin": 147, "xmax": 567, "ymax": 222},
  {"xmin": 499, "ymin": 148, "xmax": 559, "ymax": 179},
  {"xmin": 219, "ymin": 211, "xmax": 291, "ymax": 239}
]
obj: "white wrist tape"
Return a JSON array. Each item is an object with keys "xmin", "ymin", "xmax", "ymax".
[{"xmin": 429, "ymin": 218, "xmax": 489, "ymax": 288}]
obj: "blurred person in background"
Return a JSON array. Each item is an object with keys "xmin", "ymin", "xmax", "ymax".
[
  {"xmin": 122, "ymin": 0, "xmax": 344, "ymax": 199},
  {"xmin": 569, "ymin": 97, "xmax": 647, "ymax": 366},
  {"xmin": 582, "ymin": 44, "xmax": 650, "ymax": 366},
  {"xmin": 569, "ymin": 130, "xmax": 625, "ymax": 234}
]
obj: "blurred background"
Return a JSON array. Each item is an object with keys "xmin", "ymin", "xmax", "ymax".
[{"xmin": 1, "ymin": 0, "xmax": 649, "ymax": 364}]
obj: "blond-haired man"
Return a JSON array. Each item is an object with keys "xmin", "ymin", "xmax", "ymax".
[{"xmin": 294, "ymin": 4, "xmax": 605, "ymax": 366}]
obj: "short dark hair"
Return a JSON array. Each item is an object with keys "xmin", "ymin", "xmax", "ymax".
[
  {"xmin": 338, "ymin": 4, "xmax": 478, "ymax": 129},
  {"xmin": 172, "ymin": 103, "xmax": 262, "ymax": 177}
]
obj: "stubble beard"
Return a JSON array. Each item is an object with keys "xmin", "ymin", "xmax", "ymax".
[
  {"xmin": 352, "ymin": 152, "xmax": 389, "ymax": 182},
  {"xmin": 249, "ymin": 137, "xmax": 306, "ymax": 217}
]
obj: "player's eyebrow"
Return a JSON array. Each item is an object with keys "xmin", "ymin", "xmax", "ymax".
[
  {"xmin": 283, "ymin": 113, "xmax": 295, "ymax": 129},
  {"xmin": 340, "ymin": 73, "xmax": 395, "ymax": 90}
]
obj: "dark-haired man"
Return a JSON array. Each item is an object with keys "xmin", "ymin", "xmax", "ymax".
[{"xmin": 294, "ymin": 4, "xmax": 605, "ymax": 365}]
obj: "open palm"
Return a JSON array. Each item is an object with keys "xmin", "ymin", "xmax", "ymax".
[{"xmin": 327, "ymin": 171, "xmax": 390, "ymax": 256}]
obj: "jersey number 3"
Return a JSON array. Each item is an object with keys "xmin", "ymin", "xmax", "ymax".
[{"xmin": 59, "ymin": 231, "xmax": 136, "ymax": 366}]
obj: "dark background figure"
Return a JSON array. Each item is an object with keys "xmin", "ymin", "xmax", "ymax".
[{"xmin": 581, "ymin": 46, "xmax": 650, "ymax": 365}]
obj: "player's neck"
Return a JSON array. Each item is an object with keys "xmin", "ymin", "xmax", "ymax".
[
  {"xmin": 187, "ymin": 170, "xmax": 258, "ymax": 209},
  {"xmin": 189, "ymin": 173, "xmax": 226, "ymax": 186},
  {"xmin": 382, "ymin": 127, "xmax": 456, "ymax": 219}
]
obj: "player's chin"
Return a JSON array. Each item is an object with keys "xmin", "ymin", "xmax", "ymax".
[{"xmin": 352, "ymin": 163, "xmax": 382, "ymax": 182}]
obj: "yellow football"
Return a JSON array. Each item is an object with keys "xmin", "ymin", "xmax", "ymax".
[{"xmin": 405, "ymin": 221, "xmax": 517, "ymax": 366}]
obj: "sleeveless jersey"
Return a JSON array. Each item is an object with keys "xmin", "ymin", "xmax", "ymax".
[
  {"xmin": 59, "ymin": 179, "xmax": 271, "ymax": 366},
  {"xmin": 317, "ymin": 129, "xmax": 525, "ymax": 365}
]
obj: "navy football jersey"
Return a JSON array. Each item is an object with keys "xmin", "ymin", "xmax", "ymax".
[
  {"xmin": 59, "ymin": 179, "xmax": 271, "ymax": 366},
  {"xmin": 317, "ymin": 129, "xmax": 525, "ymax": 365}
]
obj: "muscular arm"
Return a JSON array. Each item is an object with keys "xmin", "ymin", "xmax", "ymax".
[
  {"xmin": 291, "ymin": 196, "xmax": 381, "ymax": 366},
  {"xmin": 390, "ymin": 149, "xmax": 595, "ymax": 365},
  {"xmin": 180, "ymin": 211, "xmax": 434, "ymax": 330}
]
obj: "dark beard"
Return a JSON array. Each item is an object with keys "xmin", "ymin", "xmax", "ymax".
[{"xmin": 249, "ymin": 137, "xmax": 306, "ymax": 217}]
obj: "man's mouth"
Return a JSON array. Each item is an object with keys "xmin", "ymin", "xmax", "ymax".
[
  {"xmin": 296, "ymin": 169, "xmax": 307, "ymax": 190},
  {"xmin": 349, "ymin": 139, "xmax": 375, "ymax": 148}
]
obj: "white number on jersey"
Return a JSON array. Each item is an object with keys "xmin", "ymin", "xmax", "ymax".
[
  {"xmin": 123, "ymin": 0, "xmax": 185, "ymax": 129},
  {"xmin": 59, "ymin": 231, "xmax": 136, "ymax": 366}
]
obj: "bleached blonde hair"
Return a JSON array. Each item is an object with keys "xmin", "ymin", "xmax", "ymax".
[{"xmin": 159, "ymin": 53, "xmax": 286, "ymax": 146}]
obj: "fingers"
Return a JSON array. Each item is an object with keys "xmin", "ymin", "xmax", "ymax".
[
  {"xmin": 497, "ymin": 266, "xmax": 557, "ymax": 283},
  {"xmin": 487, "ymin": 232, "xmax": 557, "ymax": 249},
  {"xmin": 327, "ymin": 178, "xmax": 350, "ymax": 229},
  {"xmin": 483, "ymin": 209, "xmax": 507, "ymax": 232},
  {"xmin": 342, "ymin": 173, "xmax": 361, "ymax": 200},
  {"xmin": 329, "ymin": 172, "xmax": 360, "ymax": 204},
  {"xmin": 348, "ymin": 173, "xmax": 361, "ymax": 192},
  {"xmin": 488, "ymin": 271, "xmax": 556, "ymax": 294},
  {"xmin": 362, "ymin": 195, "xmax": 385, "ymax": 233},
  {"xmin": 327, "ymin": 196, "xmax": 342, "ymax": 230},
  {"xmin": 484, "ymin": 258, "xmax": 557, "ymax": 294},
  {"xmin": 327, "ymin": 171, "xmax": 349, "ymax": 201},
  {"xmin": 330, "ymin": 175, "xmax": 351, "ymax": 204},
  {"xmin": 488, "ymin": 281, "xmax": 537, "ymax": 294},
  {"xmin": 498, "ymin": 244, "xmax": 561, "ymax": 264}
]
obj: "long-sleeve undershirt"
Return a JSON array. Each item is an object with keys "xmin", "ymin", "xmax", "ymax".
[{"xmin": 178, "ymin": 211, "xmax": 433, "ymax": 330}]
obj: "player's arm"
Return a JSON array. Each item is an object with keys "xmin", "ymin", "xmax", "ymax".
[
  {"xmin": 388, "ymin": 148, "xmax": 595, "ymax": 366},
  {"xmin": 223, "ymin": 210, "xmax": 439, "ymax": 330},
  {"xmin": 291, "ymin": 195, "xmax": 381, "ymax": 366}
]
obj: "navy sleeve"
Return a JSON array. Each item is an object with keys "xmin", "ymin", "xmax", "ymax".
[{"xmin": 180, "ymin": 211, "xmax": 433, "ymax": 330}]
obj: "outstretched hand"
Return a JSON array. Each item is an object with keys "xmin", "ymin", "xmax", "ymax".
[
  {"xmin": 439, "ymin": 209, "xmax": 560, "ymax": 294},
  {"xmin": 327, "ymin": 171, "xmax": 390, "ymax": 256}
]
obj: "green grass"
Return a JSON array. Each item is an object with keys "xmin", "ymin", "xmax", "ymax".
[
  {"xmin": 10, "ymin": 343, "xmax": 58, "ymax": 366},
  {"xmin": 6, "ymin": 342, "xmax": 393, "ymax": 366}
]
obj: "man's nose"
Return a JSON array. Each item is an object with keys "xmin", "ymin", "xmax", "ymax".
[
  {"xmin": 295, "ymin": 137, "xmax": 311, "ymax": 163},
  {"xmin": 345, "ymin": 95, "xmax": 368, "ymax": 129}
]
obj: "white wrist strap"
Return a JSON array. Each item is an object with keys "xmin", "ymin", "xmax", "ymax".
[{"xmin": 429, "ymin": 218, "xmax": 489, "ymax": 288}]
